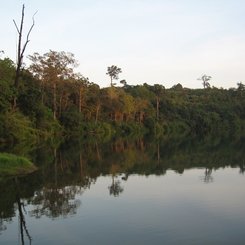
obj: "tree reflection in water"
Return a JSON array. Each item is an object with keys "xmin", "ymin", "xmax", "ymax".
[
  {"xmin": 0, "ymin": 135, "xmax": 245, "ymax": 242},
  {"xmin": 108, "ymin": 177, "xmax": 124, "ymax": 197},
  {"xmin": 201, "ymin": 168, "xmax": 214, "ymax": 183},
  {"xmin": 108, "ymin": 163, "xmax": 124, "ymax": 197},
  {"xmin": 16, "ymin": 195, "xmax": 32, "ymax": 245},
  {"xmin": 29, "ymin": 148, "xmax": 90, "ymax": 219},
  {"xmin": 239, "ymin": 160, "xmax": 245, "ymax": 174},
  {"xmin": 29, "ymin": 186, "xmax": 82, "ymax": 219},
  {"xmin": 0, "ymin": 220, "xmax": 7, "ymax": 235}
]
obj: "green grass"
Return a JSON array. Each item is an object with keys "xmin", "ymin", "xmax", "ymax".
[{"xmin": 0, "ymin": 152, "xmax": 37, "ymax": 176}]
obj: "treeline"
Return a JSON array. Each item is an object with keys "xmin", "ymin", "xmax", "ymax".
[{"xmin": 0, "ymin": 50, "xmax": 245, "ymax": 146}]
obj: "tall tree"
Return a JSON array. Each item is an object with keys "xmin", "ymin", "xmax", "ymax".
[
  {"xmin": 106, "ymin": 65, "xmax": 122, "ymax": 87},
  {"xmin": 85, "ymin": 83, "xmax": 101, "ymax": 123},
  {"xmin": 28, "ymin": 51, "xmax": 78, "ymax": 119},
  {"xmin": 75, "ymin": 77, "xmax": 89, "ymax": 114},
  {"xmin": 153, "ymin": 84, "xmax": 165, "ymax": 121}
]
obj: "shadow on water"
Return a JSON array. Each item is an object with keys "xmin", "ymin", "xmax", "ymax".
[{"xmin": 0, "ymin": 134, "xmax": 245, "ymax": 241}]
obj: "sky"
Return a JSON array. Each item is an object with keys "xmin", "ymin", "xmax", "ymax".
[{"xmin": 1, "ymin": 0, "xmax": 245, "ymax": 88}]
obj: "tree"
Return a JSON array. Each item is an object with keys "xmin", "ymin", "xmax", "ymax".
[
  {"xmin": 237, "ymin": 82, "xmax": 245, "ymax": 90},
  {"xmin": 152, "ymin": 84, "xmax": 165, "ymax": 121},
  {"xmin": 0, "ymin": 58, "xmax": 15, "ymax": 112},
  {"xmin": 198, "ymin": 75, "xmax": 211, "ymax": 89},
  {"xmin": 237, "ymin": 82, "xmax": 245, "ymax": 91},
  {"xmin": 120, "ymin": 79, "xmax": 127, "ymax": 87},
  {"xmin": 171, "ymin": 83, "xmax": 183, "ymax": 90},
  {"xmin": 28, "ymin": 51, "xmax": 78, "ymax": 119},
  {"xmin": 106, "ymin": 65, "xmax": 122, "ymax": 87},
  {"xmin": 236, "ymin": 82, "xmax": 245, "ymax": 98},
  {"xmin": 120, "ymin": 92, "xmax": 134, "ymax": 122},
  {"xmin": 76, "ymin": 77, "xmax": 89, "ymax": 114},
  {"xmin": 13, "ymin": 4, "xmax": 36, "ymax": 108},
  {"xmin": 85, "ymin": 83, "xmax": 101, "ymax": 123}
]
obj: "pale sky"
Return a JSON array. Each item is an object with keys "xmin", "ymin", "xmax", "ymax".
[{"xmin": 1, "ymin": 0, "xmax": 245, "ymax": 88}]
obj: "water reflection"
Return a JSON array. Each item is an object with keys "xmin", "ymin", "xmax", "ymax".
[
  {"xmin": 202, "ymin": 168, "xmax": 213, "ymax": 183},
  {"xmin": 0, "ymin": 135, "xmax": 245, "ymax": 243},
  {"xmin": 15, "ymin": 178, "xmax": 32, "ymax": 245},
  {"xmin": 30, "ymin": 186, "xmax": 82, "ymax": 219},
  {"xmin": 0, "ymin": 177, "xmax": 34, "ymax": 244},
  {"xmin": 108, "ymin": 176, "xmax": 124, "ymax": 197}
]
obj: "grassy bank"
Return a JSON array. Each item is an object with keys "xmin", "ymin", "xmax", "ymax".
[{"xmin": 0, "ymin": 153, "xmax": 37, "ymax": 176}]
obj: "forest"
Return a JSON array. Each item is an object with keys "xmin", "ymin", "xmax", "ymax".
[
  {"xmin": 1, "ymin": 5, "xmax": 244, "ymax": 150},
  {"xmin": 0, "ymin": 49, "xmax": 245, "ymax": 150}
]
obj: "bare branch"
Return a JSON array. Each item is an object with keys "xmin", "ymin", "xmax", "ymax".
[
  {"xmin": 27, "ymin": 11, "xmax": 38, "ymax": 42},
  {"xmin": 13, "ymin": 20, "xmax": 20, "ymax": 33},
  {"xmin": 20, "ymin": 11, "xmax": 37, "ymax": 63}
]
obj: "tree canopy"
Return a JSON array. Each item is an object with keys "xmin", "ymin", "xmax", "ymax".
[
  {"xmin": 1, "ymin": 51, "xmax": 245, "ymax": 147},
  {"xmin": 106, "ymin": 65, "xmax": 122, "ymax": 87}
]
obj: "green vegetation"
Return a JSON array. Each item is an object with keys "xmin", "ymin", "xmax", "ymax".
[
  {"xmin": 1, "ymin": 4, "xmax": 244, "ymax": 174},
  {"xmin": 0, "ymin": 51, "xmax": 245, "ymax": 148},
  {"xmin": 0, "ymin": 7, "xmax": 244, "ymax": 145},
  {"xmin": 0, "ymin": 153, "xmax": 37, "ymax": 176}
]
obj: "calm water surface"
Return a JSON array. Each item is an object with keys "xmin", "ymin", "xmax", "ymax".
[{"xmin": 1, "ymin": 137, "xmax": 245, "ymax": 244}]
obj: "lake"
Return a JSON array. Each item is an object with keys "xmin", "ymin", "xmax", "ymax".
[{"xmin": 1, "ymin": 135, "xmax": 245, "ymax": 244}]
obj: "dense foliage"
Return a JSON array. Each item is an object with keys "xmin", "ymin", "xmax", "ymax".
[{"xmin": 0, "ymin": 51, "xmax": 245, "ymax": 147}]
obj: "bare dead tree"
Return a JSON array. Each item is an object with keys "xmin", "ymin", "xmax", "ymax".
[{"xmin": 12, "ymin": 4, "xmax": 37, "ymax": 108}]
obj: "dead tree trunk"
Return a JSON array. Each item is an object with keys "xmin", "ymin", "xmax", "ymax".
[{"xmin": 13, "ymin": 4, "xmax": 36, "ymax": 108}]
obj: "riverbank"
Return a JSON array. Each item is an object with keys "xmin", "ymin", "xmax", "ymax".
[{"xmin": 0, "ymin": 153, "xmax": 37, "ymax": 176}]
